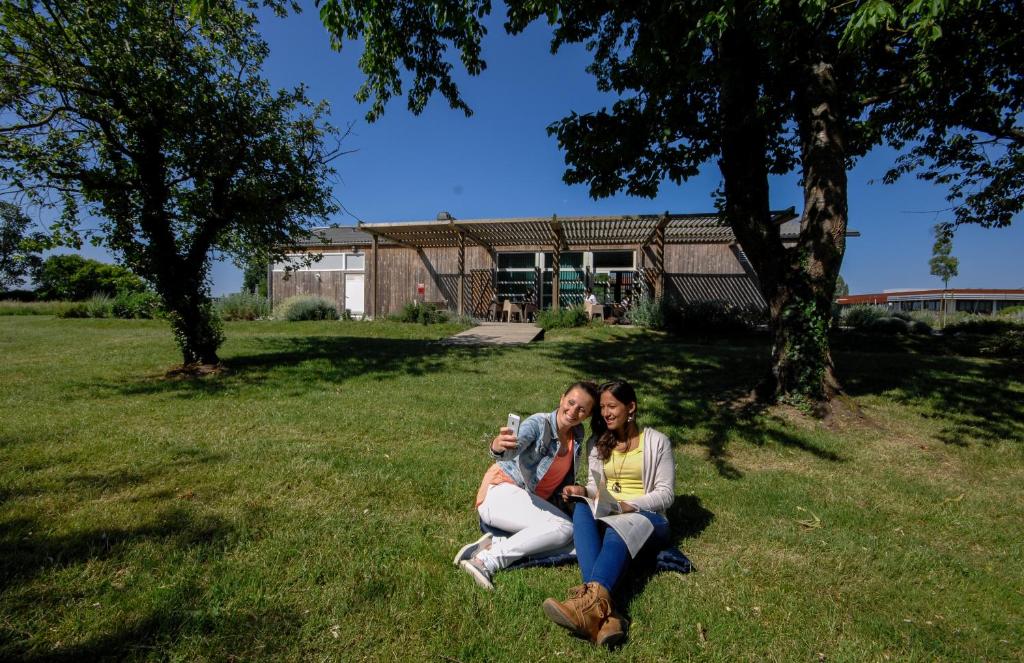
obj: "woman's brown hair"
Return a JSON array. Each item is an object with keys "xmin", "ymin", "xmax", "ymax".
[{"xmin": 592, "ymin": 380, "xmax": 639, "ymax": 461}]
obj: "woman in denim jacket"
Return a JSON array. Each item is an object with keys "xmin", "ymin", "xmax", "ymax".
[{"xmin": 455, "ymin": 381, "xmax": 599, "ymax": 590}]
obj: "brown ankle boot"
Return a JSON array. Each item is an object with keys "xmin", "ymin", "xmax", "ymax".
[
  {"xmin": 596, "ymin": 606, "xmax": 628, "ymax": 647},
  {"xmin": 542, "ymin": 582, "xmax": 613, "ymax": 642}
]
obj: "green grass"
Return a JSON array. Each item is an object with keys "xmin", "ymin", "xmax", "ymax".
[
  {"xmin": 0, "ymin": 300, "xmax": 75, "ymax": 316},
  {"xmin": 1, "ymin": 317, "xmax": 1022, "ymax": 661}
]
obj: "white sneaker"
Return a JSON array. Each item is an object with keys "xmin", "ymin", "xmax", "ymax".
[
  {"xmin": 452, "ymin": 533, "xmax": 493, "ymax": 567},
  {"xmin": 459, "ymin": 557, "xmax": 495, "ymax": 590}
]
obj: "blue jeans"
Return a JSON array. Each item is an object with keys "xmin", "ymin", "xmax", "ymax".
[{"xmin": 573, "ymin": 505, "xmax": 670, "ymax": 591}]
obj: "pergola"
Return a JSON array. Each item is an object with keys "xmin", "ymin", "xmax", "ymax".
[{"xmin": 357, "ymin": 209, "xmax": 796, "ymax": 316}]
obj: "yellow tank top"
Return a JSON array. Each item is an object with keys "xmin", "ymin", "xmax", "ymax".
[{"xmin": 604, "ymin": 431, "xmax": 644, "ymax": 500}]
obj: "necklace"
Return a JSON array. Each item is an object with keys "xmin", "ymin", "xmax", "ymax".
[{"xmin": 610, "ymin": 430, "xmax": 638, "ymax": 493}]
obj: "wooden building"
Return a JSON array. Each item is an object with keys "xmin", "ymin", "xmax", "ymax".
[{"xmin": 270, "ymin": 210, "xmax": 801, "ymax": 318}]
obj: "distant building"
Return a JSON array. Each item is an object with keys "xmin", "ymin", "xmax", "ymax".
[
  {"xmin": 272, "ymin": 210, "xmax": 856, "ymax": 319},
  {"xmin": 837, "ymin": 289, "xmax": 1024, "ymax": 315}
]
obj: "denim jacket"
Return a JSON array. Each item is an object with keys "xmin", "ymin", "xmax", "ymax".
[{"xmin": 489, "ymin": 410, "xmax": 586, "ymax": 495}]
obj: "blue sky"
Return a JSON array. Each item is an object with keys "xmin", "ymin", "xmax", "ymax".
[{"xmin": 77, "ymin": 5, "xmax": 1024, "ymax": 295}]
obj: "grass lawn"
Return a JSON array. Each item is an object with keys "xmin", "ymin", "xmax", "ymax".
[{"xmin": 1, "ymin": 316, "xmax": 1022, "ymax": 661}]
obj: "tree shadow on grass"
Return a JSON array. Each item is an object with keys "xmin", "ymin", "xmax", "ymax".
[
  {"xmin": 0, "ymin": 574, "xmax": 302, "ymax": 662},
  {"xmin": 0, "ymin": 447, "xmax": 226, "ymax": 505},
  {"xmin": 541, "ymin": 332, "xmax": 845, "ymax": 479},
  {"xmin": 0, "ymin": 485, "xmax": 295, "ymax": 661},
  {"xmin": 88, "ymin": 335, "xmax": 514, "ymax": 398},
  {"xmin": 666, "ymin": 494, "xmax": 715, "ymax": 543},
  {"xmin": 836, "ymin": 351, "xmax": 1023, "ymax": 447},
  {"xmin": 0, "ymin": 507, "xmax": 234, "ymax": 594}
]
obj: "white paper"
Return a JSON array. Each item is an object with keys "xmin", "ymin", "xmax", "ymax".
[{"xmin": 570, "ymin": 467, "xmax": 655, "ymax": 557}]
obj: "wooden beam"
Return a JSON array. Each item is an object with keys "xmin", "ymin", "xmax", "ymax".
[
  {"xmin": 551, "ymin": 215, "xmax": 562, "ymax": 312},
  {"xmin": 362, "ymin": 227, "xmax": 423, "ymax": 251},
  {"xmin": 371, "ymin": 232, "xmax": 379, "ymax": 319},
  {"xmin": 550, "ymin": 213, "xmax": 568, "ymax": 250},
  {"xmin": 651, "ymin": 212, "xmax": 667, "ymax": 299},
  {"xmin": 452, "ymin": 221, "xmax": 494, "ymax": 252},
  {"xmin": 457, "ymin": 232, "xmax": 465, "ymax": 316},
  {"xmin": 642, "ymin": 210, "xmax": 672, "ymax": 246}
]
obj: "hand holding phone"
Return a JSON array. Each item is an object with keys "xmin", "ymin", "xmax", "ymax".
[
  {"xmin": 490, "ymin": 413, "xmax": 521, "ymax": 454},
  {"xmin": 506, "ymin": 413, "xmax": 521, "ymax": 437}
]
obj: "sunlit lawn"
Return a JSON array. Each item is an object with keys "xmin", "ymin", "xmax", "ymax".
[{"xmin": 1, "ymin": 316, "xmax": 1021, "ymax": 661}]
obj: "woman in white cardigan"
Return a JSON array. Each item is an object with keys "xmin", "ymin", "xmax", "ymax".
[{"xmin": 542, "ymin": 380, "xmax": 675, "ymax": 647}]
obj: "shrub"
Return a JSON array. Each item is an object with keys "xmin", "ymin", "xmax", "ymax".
[
  {"xmin": 216, "ymin": 292, "xmax": 270, "ymax": 321},
  {"xmin": 628, "ymin": 296, "xmax": 666, "ymax": 330},
  {"xmin": 58, "ymin": 302, "xmax": 90, "ymax": 318},
  {"xmin": 389, "ymin": 301, "xmax": 449, "ymax": 325},
  {"xmin": 279, "ymin": 295, "xmax": 338, "ymax": 321},
  {"xmin": 908, "ymin": 320, "xmax": 933, "ymax": 336},
  {"xmin": 908, "ymin": 310, "xmax": 940, "ymax": 325},
  {"xmin": 978, "ymin": 329, "xmax": 1024, "ymax": 358},
  {"xmin": 732, "ymin": 303, "xmax": 769, "ymax": 328},
  {"xmin": 997, "ymin": 305, "xmax": 1024, "ymax": 319},
  {"xmin": 664, "ymin": 299, "xmax": 759, "ymax": 336},
  {"xmin": 112, "ymin": 291, "xmax": 163, "ymax": 319},
  {"xmin": 84, "ymin": 293, "xmax": 114, "ymax": 318},
  {"xmin": 535, "ymin": 305, "xmax": 589, "ymax": 331},
  {"xmin": 34, "ymin": 254, "xmax": 147, "ymax": 300},
  {"xmin": 867, "ymin": 316, "xmax": 910, "ymax": 335},
  {"xmin": 943, "ymin": 317, "xmax": 1022, "ymax": 336},
  {"xmin": 842, "ymin": 305, "xmax": 888, "ymax": 329}
]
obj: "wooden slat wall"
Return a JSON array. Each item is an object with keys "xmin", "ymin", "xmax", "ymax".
[
  {"xmin": 271, "ymin": 271, "xmax": 347, "ymax": 311},
  {"xmin": 367, "ymin": 245, "xmax": 494, "ymax": 315},
  {"xmin": 658, "ymin": 243, "xmax": 746, "ymax": 274}
]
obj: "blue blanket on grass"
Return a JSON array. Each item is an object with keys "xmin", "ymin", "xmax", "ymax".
[{"xmin": 479, "ymin": 523, "xmax": 694, "ymax": 574}]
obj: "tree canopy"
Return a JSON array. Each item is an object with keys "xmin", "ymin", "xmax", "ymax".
[
  {"xmin": 849, "ymin": 1, "xmax": 1023, "ymax": 229},
  {"xmin": 1, "ymin": 0, "xmax": 339, "ymax": 364},
  {"xmin": 929, "ymin": 224, "xmax": 959, "ymax": 290},
  {"xmin": 0, "ymin": 201, "xmax": 44, "ymax": 290},
  {"xmin": 32, "ymin": 254, "xmax": 147, "ymax": 301},
  {"xmin": 310, "ymin": 0, "xmax": 1020, "ymax": 407}
]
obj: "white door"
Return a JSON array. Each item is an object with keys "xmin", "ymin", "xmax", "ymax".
[{"xmin": 345, "ymin": 273, "xmax": 365, "ymax": 317}]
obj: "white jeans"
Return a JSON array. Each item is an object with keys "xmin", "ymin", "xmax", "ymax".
[{"xmin": 476, "ymin": 482, "xmax": 573, "ymax": 572}]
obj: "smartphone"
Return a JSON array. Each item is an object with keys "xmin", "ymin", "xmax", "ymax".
[{"xmin": 506, "ymin": 413, "xmax": 521, "ymax": 438}]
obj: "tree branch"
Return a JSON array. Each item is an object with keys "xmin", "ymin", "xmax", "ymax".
[{"xmin": 0, "ymin": 106, "xmax": 75, "ymax": 133}]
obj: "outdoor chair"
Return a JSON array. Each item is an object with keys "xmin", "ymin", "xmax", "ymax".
[
  {"xmin": 522, "ymin": 302, "xmax": 538, "ymax": 323},
  {"xmin": 502, "ymin": 299, "xmax": 522, "ymax": 322},
  {"xmin": 587, "ymin": 302, "xmax": 605, "ymax": 321}
]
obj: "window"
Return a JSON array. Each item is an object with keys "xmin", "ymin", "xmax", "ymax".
[
  {"xmin": 272, "ymin": 253, "xmax": 364, "ymax": 272},
  {"xmin": 496, "ymin": 252, "xmax": 537, "ymax": 303},
  {"xmin": 542, "ymin": 252, "xmax": 583, "ymax": 269},
  {"xmin": 346, "ymin": 253, "xmax": 365, "ymax": 270},
  {"xmin": 593, "ymin": 251, "xmax": 634, "ymax": 269}
]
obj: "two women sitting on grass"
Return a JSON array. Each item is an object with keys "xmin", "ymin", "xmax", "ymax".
[
  {"xmin": 454, "ymin": 379, "xmax": 676, "ymax": 647},
  {"xmin": 543, "ymin": 380, "xmax": 674, "ymax": 646}
]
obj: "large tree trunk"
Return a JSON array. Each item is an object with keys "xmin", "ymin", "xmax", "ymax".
[
  {"xmin": 160, "ymin": 275, "xmax": 223, "ymax": 366},
  {"xmin": 778, "ymin": 25, "xmax": 851, "ymax": 403},
  {"xmin": 718, "ymin": 4, "xmax": 847, "ymax": 409},
  {"xmin": 135, "ymin": 125, "xmax": 223, "ymax": 367}
]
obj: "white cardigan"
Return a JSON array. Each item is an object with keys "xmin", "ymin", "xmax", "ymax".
[{"xmin": 585, "ymin": 427, "xmax": 675, "ymax": 516}]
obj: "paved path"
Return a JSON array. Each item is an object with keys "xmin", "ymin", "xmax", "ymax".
[{"xmin": 442, "ymin": 322, "xmax": 544, "ymax": 346}]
